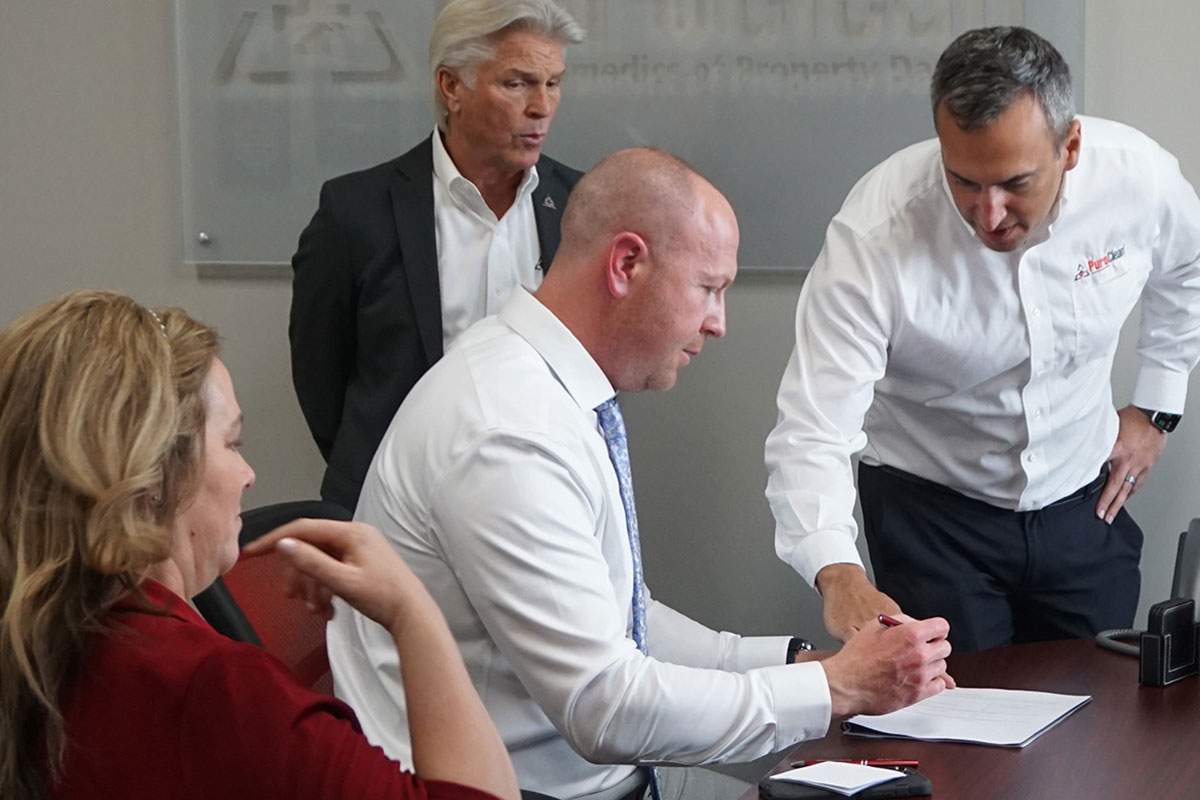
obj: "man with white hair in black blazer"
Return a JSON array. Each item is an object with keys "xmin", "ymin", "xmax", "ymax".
[{"xmin": 290, "ymin": 0, "xmax": 584, "ymax": 512}]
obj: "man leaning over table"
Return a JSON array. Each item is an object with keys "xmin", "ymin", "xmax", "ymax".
[
  {"xmin": 766, "ymin": 26, "xmax": 1200, "ymax": 653},
  {"xmin": 329, "ymin": 148, "xmax": 955, "ymax": 800}
]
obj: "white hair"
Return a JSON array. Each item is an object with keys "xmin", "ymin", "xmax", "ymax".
[{"xmin": 429, "ymin": 0, "xmax": 585, "ymax": 130}]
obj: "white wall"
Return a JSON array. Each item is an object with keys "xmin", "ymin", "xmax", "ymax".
[
  {"xmin": 1081, "ymin": 1, "xmax": 1200, "ymax": 624},
  {"xmin": 0, "ymin": 3, "xmax": 325, "ymax": 509},
  {"xmin": 1, "ymin": 2, "xmax": 1196, "ymax": 645}
]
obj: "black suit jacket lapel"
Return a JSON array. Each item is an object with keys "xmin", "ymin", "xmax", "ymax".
[
  {"xmin": 533, "ymin": 158, "xmax": 570, "ymax": 273},
  {"xmin": 390, "ymin": 136, "xmax": 443, "ymax": 364}
]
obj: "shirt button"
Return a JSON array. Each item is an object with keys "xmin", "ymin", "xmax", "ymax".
[
  {"xmin": 1030, "ymin": 307, "xmax": 1041, "ymax": 318},
  {"xmin": 1034, "ymin": 408, "xmax": 1043, "ymax": 419},
  {"xmin": 1026, "ymin": 452, "xmax": 1038, "ymax": 463}
]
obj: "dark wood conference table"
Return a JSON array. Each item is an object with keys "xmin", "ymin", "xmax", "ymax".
[{"xmin": 738, "ymin": 639, "xmax": 1200, "ymax": 799}]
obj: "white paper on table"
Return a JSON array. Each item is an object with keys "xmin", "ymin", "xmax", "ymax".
[
  {"xmin": 844, "ymin": 687, "xmax": 1091, "ymax": 748},
  {"xmin": 769, "ymin": 762, "xmax": 905, "ymax": 796}
]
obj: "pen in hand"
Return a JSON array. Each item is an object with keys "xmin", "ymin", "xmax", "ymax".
[{"xmin": 878, "ymin": 612, "xmax": 957, "ymax": 690}]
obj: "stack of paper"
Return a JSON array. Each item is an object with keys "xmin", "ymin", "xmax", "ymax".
[
  {"xmin": 843, "ymin": 688, "xmax": 1091, "ymax": 748},
  {"xmin": 769, "ymin": 762, "xmax": 904, "ymax": 796}
]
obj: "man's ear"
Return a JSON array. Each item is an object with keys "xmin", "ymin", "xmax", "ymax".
[
  {"xmin": 605, "ymin": 232, "xmax": 648, "ymax": 299},
  {"xmin": 436, "ymin": 66, "xmax": 464, "ymax": 116},
  {"xmin": 1061, "ymin": 118, "xmax": 1083, "ymax": 172}
]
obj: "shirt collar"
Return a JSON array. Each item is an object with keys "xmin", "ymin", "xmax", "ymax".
[
  {"xmin": 1045, "ymin": 166, "xmax": 1071, "ymax": 230},
  {"xmin": 431, "ymin": 127, "xmax": 540, "ymax": 212},
  {"xmin": 499, "ymin": 289, "xmax": 616, "ymax": 413},
  {"xmin": 115, "ymin": 578, "xmax": 206, "ymax": 625}
]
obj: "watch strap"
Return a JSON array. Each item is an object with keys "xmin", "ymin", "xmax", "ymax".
[
  {"xmin": 786, "ymin": 636, "xmax": 815, "ymax": 663},
  {"xmin": 1137, "ymin": 406, "xmax": 1181, "ymax": 433}
]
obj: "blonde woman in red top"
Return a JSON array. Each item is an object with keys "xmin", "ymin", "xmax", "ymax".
[{"xmin": 0, "ymin": 290, "xmax": 519, "ymax": 800}]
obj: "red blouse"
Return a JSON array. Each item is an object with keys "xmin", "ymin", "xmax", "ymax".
[{"xmin": 54, "ymin": 580, "xmax": 500, "ymax": 800}]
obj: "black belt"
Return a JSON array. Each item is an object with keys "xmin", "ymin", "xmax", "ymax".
[
  {"xmin": 874, "ymin": 463, "xmax": 1109, "ymax": 509},
  {"xmin": 1044, "ymin": 465, "xmax": 1108, "ymax": 508}
]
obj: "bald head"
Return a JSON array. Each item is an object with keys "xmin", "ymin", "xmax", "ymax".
[
  {"xmin": 556, "ymin": 147, "xmax": 731, "ymax": 266},
  {"xmin": 537, "ymin": 147, "xmax": 739, "ymax": 392}
]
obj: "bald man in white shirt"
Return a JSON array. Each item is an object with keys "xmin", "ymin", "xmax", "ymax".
[
  {"xmin": 767, "ymin": 26, "xmax": 1200, "ymax": 652},
  {"xmin": 330, "ymin": 148, "xmax": 955, "ymax": 800}
]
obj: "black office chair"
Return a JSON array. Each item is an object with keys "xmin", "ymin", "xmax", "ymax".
[
  {"xmin": 1171, "ymin": 518, "xmax": 1200, "ymax": 603},
  {"xmin": 193, "ymin": 569, "xmax": 260, "ymax": 644},
  {"xmin": 195, "ymin": 500, "xmax": 353, "ymax": 643},
  {"xmin": 194, "ymin": 500, "xmax": 353, "ymax": 690}
]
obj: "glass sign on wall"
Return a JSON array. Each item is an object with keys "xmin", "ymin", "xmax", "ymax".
[{"xmin": 176, "ymin": 0, "xmax": 1084, "ymax": 269}]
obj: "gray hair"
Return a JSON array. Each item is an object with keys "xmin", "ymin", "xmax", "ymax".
[
  {"xmin": 931, "ymin": 26, "xmax": 1074, "ymax": 142},
  {"xmin": 429, "ymin": 0, "xmax": 585, "ymax": 131}
]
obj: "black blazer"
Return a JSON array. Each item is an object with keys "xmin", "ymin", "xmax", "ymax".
[{"xmin": 289, "ymin": 136, "xmax": 582, "ymax": 510}]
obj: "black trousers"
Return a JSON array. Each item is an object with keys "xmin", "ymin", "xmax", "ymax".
[{"xmin": 859, "ymin": 463, "xmax": 1142, "ymax": 653}]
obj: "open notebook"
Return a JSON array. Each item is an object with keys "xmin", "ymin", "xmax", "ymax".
[{"xmin": 843, "ymin": 688, "xmax": 1091, "ymax": 748}]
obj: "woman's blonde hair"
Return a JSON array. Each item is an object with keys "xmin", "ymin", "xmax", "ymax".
[{"xmin": 0, "ymin": 289, "xmax": 218, "ymax": 799}]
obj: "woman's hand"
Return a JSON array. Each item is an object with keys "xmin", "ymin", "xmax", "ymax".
[
  {"xmin": 242, "ymin": 518, "xmax": 420, "ymax": 635},
  {"xmin": 245, "ymin": 517, "xmax": 520, "ymax": 799}
]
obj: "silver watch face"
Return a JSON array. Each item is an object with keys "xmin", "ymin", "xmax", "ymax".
[
  {"xmin": 1141, "ymin": 407, "xmax": 1181, "ymax": 432},
  {"xmin": 1152, "ymin": 412, "xmax": 1181, "ymax": 432}
]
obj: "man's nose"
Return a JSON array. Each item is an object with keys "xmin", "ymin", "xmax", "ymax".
[
  {"xmin": 977, "ymin": 188, "xmax": 1008, "ymax": 232},
  {"xmin": 527, "ymin": 86, "xmax": 550, "ymax": 117},
  {"xmin": 703, "ymin": 299, "xmax": 727, "ymax": 339}
]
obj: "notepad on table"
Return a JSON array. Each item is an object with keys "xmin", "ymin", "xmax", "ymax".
[
  {"xmin": 843, "ymin": 687, "xmax": 1091, "ymax": 748},
  {"xmin": 769, "ymin": 761, "xmax": 905, "ymax": 796}
]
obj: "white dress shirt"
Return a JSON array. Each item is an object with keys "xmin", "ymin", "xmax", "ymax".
[
  {"xmin": 432, "ymin": 128, "xmax": 542, "ymax": 350},
  {"xmin": 330, "ymin": 290, "xmax": 832, "ymax": 800},
  {"xmin": 766, "ymin": 116, "xmax": 1200, "ymax": 586}
]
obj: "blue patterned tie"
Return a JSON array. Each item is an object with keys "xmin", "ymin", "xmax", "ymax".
[{"xmin": 594, "ymin": 397, "xmax": 661, "ymax": 800}]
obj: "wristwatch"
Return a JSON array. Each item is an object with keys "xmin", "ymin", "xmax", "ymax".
[
  {"xmin": 1137, "ymin": 407, "xmax": 1182, "ymax": 433},
  {"xmin": 786, "ymin": 637, "xmax": 815, "ymax": 663}
]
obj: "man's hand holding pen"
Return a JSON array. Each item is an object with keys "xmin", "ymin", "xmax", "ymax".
[{"xmin": 819, "ymin": 613, "xmax": 956, "ymax": 719}]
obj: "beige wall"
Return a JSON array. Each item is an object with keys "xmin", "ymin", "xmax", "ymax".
[
  {"xmin": 1082, "ymin": 1, "xmax": 1200, "ymax": 624},
  {"xmin": 1, "ymin": 2, "xmax": 1196, "ymax": 646},
  {"xmin": 0, "ymin": 3, "xmax": 324, "ymax": 508}
]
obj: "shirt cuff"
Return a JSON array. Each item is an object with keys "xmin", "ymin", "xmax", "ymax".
[
  {"xmin": 731, "ymin": 635, "xmax": 794, "ymax": 672},
  {"xmin": 755, "ymin": 661, "xmax": 832, "ymax": 746},
  {"xmin": 1131, "ymin": 364, "xmax": 1190, "ymax": 414},
  {"xmin": 780, "ymin": 528, "xmax": 865, "ymax": 588}
]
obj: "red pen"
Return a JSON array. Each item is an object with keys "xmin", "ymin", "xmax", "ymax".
[
  {"xmin": 790, "ymin": 759, "xmax": 919, "ymax": 769},
  {"xmin": 878, "ymin": 614, "xmax": 903, "ymax": 628}
]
